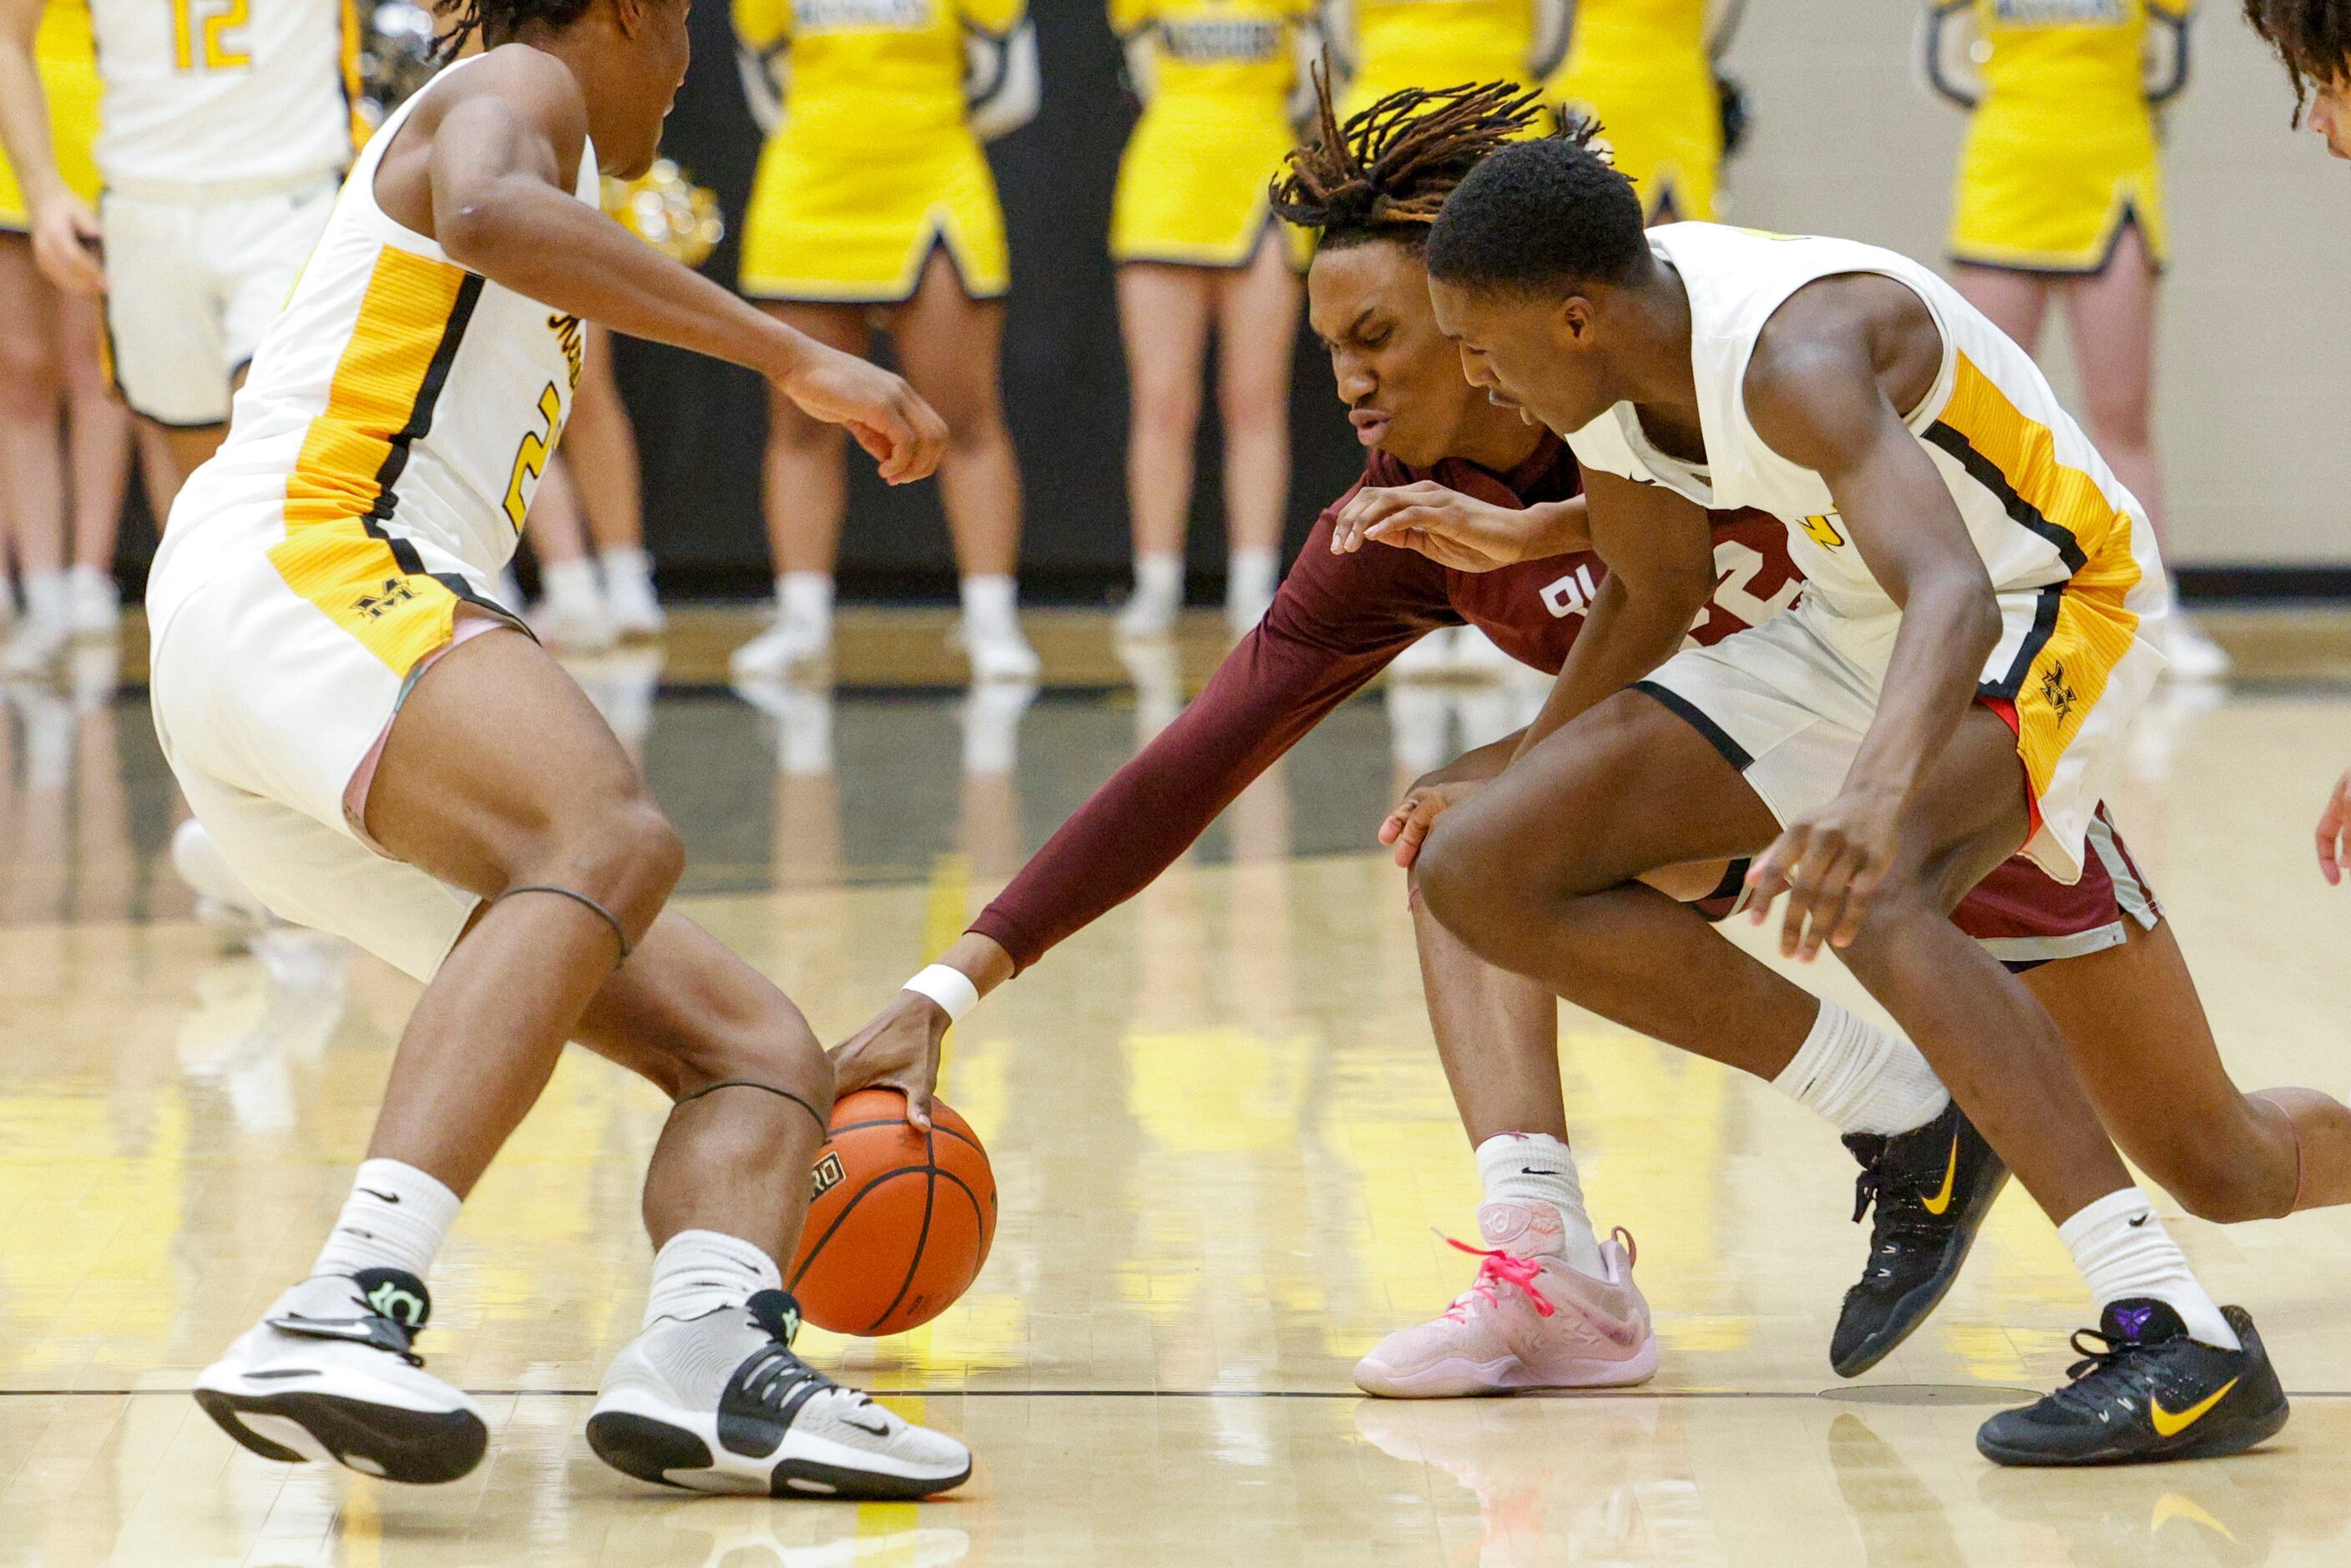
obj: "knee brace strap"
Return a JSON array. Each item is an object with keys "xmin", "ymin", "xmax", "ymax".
[
  {"xmin": 675, "ymin": 1078, "xmax": 828, "ymax": 1134},
  {"xmin": 494, "ymin": 883, "xmax": 634, "ymax": 967}
]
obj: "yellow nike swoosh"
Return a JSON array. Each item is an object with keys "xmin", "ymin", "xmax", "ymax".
[
  {"xmin": 2151, "ymin": 1378, "xmax": 2239, "ymax": 1438},
  {"xmin": 1919, "ymin": 1134, "xmax": 1959, "ymax": 1216}
]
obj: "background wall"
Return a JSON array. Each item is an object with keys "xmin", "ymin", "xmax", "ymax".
[{"xmin": 604, "ymin": 0, "xmax": 2351, "ymax": 595}]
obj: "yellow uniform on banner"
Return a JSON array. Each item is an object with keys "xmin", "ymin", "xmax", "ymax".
[
  {"xmin": 1942, "ymin": 0, "xmax": 2187, "ymax": 273},
  {"xmin": 0, "ymin": 0, "xmax": 102, "ymax": 232},
  {"xmin": 1547, "ymin": 0, "xmax": 1717, "ymax": 221},
  {"xmin": 1336, "ymin": 0, "xmax": 1543, "ymax": 121},
  {"xmin": 735, "ymin": 0, "xmax": 1020, "ymax": 301},
  {"xmin": 1110, "ymin": 0, "xmax": 1312, "ymax": 269}
]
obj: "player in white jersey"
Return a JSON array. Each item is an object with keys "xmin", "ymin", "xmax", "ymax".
[
  {"xmin": 1334, "ymin": 126, "xmax": 2288, "ymax": 1467},
  {"xmin": 151, "ymin": 0, "xmax": 973, "ymax": 1495},
  {"xmin": 0, "ymin": 0, "xmax": 354, "ymax": 502}
]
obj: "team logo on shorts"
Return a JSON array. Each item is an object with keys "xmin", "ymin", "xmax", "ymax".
[
  {"xmin": 811, "ymin": 1151, "xmax": 846, "ymax": 1201},
  {"xmin": 352, "ymin": 579, "xmax": 419, "ymax": 620},
  {"xmin": 2039, "ymin": 660, "xmax": 2077, "ymax": 719}
]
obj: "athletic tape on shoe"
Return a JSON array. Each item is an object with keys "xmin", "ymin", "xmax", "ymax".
[{"xmin": 902, "ymin": 964, "xmax": 979, "ymax": 1024}]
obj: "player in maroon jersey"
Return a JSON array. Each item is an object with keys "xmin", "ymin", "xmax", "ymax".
[{"xmin": 834, "ymin": 81, "xmax": 2351, "ymax": 1396}]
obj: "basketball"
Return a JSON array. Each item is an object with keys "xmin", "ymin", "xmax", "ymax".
[{"xmin": 786, "ymin": 1088, "xmax": 998, "ymax": 1336}]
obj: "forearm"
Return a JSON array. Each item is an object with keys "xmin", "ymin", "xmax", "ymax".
[
  {"xmin": 1842, "ymin": 576, "xmax": 2000, "ymax": 801},
  {"xmin": 442, "ymin": 183, "xmax": 807, "ymax": 381},
  {"xmin": 1515, "ymin": 573, "xmax": 1700, "ymax": 756},
  {"xmin": 0, "ymin": 41, "xmax": 63, "ymax": 208}
]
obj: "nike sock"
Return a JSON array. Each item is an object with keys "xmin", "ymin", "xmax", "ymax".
[
  {"xmin": 1772, "ymin": 999, "xmax": 1952, "ymax": 1136},
  {"xmin": 2059, "ymin": 1187, "xmax": 2240, "ymax": 1350},
  {"xmin": 644, "ymin": 1229, "xmax": 783, "ymax": 1329},
  {"xmin": 1475, "ymin": 1132, "xmax": 1606, "ymax": 1278},
  {"xmin": 312, "ymin": 1159, "xmax": 461, "ymax": 1282},
  {"xmin": 776, "ymin": 570, "xmax": 833, "ymax": 630},
  {"xmin": 1129, "ymin": 551, "xmax": 1182, "ymax": 607},
  {"xmin": 959, "ymin": 573, "xmax": 1020, "ymax": 638},
  {"xmin": 599, "ymin": 545, "xmax": 656, "ymax": 594}
]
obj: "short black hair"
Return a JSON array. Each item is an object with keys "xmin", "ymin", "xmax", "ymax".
[
  {"xmin": 432, "ymin": 0, "xmax": 595, "ymax": 62},
  {"xmin": 1423, "ymin": 125, "xmax": 1650, "ymax": 297},
  {"xmin": 2243, "ymin": 0, "xmax": 2351, "ymax": 120}
]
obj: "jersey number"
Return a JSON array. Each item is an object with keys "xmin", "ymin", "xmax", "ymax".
[
  {"xmin": 503, "ymin": 382, "xmax": 564, "ymax": 532},
  {"xmin": 171, "ymin": 0, "xmax": 250, "ymax": 71}
]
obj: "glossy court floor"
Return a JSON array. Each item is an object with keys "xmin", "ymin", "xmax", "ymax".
[{"xmin": 5, "ymin": 608, "xmax": 2351, "ymax": 1566}]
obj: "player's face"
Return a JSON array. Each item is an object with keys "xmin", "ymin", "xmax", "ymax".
[
  {"xmin": 1306, "ymin": 240, "xmax": 1493, "ymax": 468},
  {"xmin": 605, "ymin": 0, "xmax": 693, "ymax": 179},
  {"xmin": 1427, "ymin": 277, "xmax": 1610, "ymax": 436},
  {"xmin": 2308, "ymin": 78, "xmax": 2351, "ymax": 160}
]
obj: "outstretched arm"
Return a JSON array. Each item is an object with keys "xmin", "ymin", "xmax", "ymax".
[
  {"xmin": 0, "ymin": 0, "xmax": 102, "ymax": 292},
  {"xmin": 406, "ymin": 47, "xmax": 945, "ymax": 480},
  {"xmin": 1739, "ymin": 317, "xmax": 2001, "ymax": 959}
]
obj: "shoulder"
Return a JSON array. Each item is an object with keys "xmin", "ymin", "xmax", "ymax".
[
  {"xmin": 432, "ymin": 47, "xmax": 589, "ymax": 139},
  {"xmin": 1743, "ymin": 289, "xmax": 1899, "ymax": 468}
]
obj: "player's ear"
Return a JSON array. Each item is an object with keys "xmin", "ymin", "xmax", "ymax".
[
  {"xmin": 1559, "ymin": 294, "xmax": 1595, "ymax": 346},
  {"xmin": 610, "ymin": 0, "xmax": 645, "ymax": 37}
]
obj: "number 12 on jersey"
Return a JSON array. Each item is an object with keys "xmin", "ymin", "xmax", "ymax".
[
  {"xmin": 504, "ymin": 382, "xmax": 564, "ymax": 532},
  {"xmin": 171, "ymin": 0, "xmax": 250, "ymax": 71}
]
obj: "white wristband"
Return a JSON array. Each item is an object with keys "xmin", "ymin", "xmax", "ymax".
[{"xmin": 902, "ymin": 964, "xmax": 980, "ymax": 1024}]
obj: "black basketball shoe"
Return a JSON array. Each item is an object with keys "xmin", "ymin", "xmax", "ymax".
[
  {"xmin": 1976, "ymin": 1301, "xmax": 2288, "ymax": 1466},
  {"xmin": 1830, "ymin": 1099, "xmax": 2010, "ymax": 1377}
]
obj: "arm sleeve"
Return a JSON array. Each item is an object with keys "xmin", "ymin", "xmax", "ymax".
[{"xmin": 968, "ymin": 507, "xmax": 1458, "ymax": 971}]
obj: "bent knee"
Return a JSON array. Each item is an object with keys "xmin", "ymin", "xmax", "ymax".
[
  {"xmin": 0, "ymin": 346, "xmax": 58, "ymax": 421},
  {"xmin": 2139, "ymin": 1141, "xmax": 2293, "ymax": 1223},
  {"xmin": 525, "ymin": 791, "xmax": 683, "ymax": 931},
  {"xmin": 678, "ymin": 1002, "xmax": 832, "ymax": 1109}
]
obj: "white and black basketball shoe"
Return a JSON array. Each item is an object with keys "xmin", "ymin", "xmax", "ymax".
[
  {"xmin": 193, "ymin": 1269, "xmax": 487, "ymax": 1484},
  {"xmin": 588, "ymin": 1291, "xmax": 971, "ymax": 1500}
]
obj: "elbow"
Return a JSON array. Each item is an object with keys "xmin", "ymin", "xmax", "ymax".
[{"xmin": 436, "ymin": 200, "xmax": 516, "ymax": 276}]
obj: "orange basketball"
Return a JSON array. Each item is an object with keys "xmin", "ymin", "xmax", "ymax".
[{"xmin": 786, "ymin": 1088, "xmax": 998, "ymax": 1336}]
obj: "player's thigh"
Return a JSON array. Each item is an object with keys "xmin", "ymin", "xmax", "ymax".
[
  {"xmin": 1211, "ymin": 236, "xmax": 1301, "ymax": 412},
  {"xmin": 1891, "ymin": 706, "xmax": 2039, "ymax": 909},
  {"xmin": 99, "ymin": 195, "xmax": 230, "ymax": 428},
  {"xmin": 1950, "ymin": 264, "xmax": 2052, "ymax": 357},
  {"xmin": 761, "ymin": 301, "xmax": 867, "ymax": 448},
  {"xmin": 1421, "ymin": 686, "xmax": 1783, "ymax": 908},
  {"xmin": 889, "ymin": 249, "xmax": 1007, "ymax": 431},
  {"xmin": 362, "ymin": 625, "xmax": 675, "ymax": 903},
  {"xmin": 0, "ymin": 236, "xmax": 60, "ymax": 404},
  {"xmin": 1116, "ymin": 264, "xmax": 1213, "ymax": 414},
  {"xmin": 571, "ymin": 909, "xmax": 824, "ymax": 1099},
  {"xmin": 177, "ymin": 765, "xmax": 477, "ymax": 984},
  {"xmin": 2061, "ymin": 227, "xmax": 2158, "ymax": 435}
]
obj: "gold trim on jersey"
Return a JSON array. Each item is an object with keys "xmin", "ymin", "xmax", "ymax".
[
  {"xmin": 1925, "ymin": 351, "xmax": 2145, "ymax": 803},
  {"xmin": 268, "ymin": 247, "xmax": 482, "ymax": 675}
]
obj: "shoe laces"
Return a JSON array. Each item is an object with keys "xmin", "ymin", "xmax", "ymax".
[
  {"xmin": 1439, "ymin": 1234, "xmax": 1556, "ymax": 1322},
  {"xmin": 2048, "ymin": 1326, "xmax": 2160, "ymax": 1414},
  {"xmin": 1851, "ymin": 1147, "xmax": 1945, "ymax": 1253}
]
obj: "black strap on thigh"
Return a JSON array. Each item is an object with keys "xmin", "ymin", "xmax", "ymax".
[
  {"xmin": 494, "ymin": 883, "xmax": 634, "ymax": 967},
  {"xmin": 674, "ymin": 1078, "xmax": 828, "ymax": 1134}
]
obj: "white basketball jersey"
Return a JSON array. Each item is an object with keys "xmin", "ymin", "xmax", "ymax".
[
  {"xmin": 88, "ymin": 0, "xmax": 354, "ymax": 190},
  {"xmin": 150, "ymin": 55, "xmax": 596, "ymax": 665},
  {"xmin": 1563, "ymin": 222, "xmax": 2169, "ymax": 650}
]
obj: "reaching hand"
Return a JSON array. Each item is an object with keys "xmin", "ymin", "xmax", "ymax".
[
  {"xmin": 829, "ymin": 990, "xmax": 949, "ymax": 1130},
  {"xmin": 32, "ymin": 194, "xmax": 104, "ymax": 296},
  {"xmin": 1742, "ymin": 786, "xmax": 1904, "ymax": 960},
  {"xmin": 1331, "ymin": 482, "xmax": 1557, "ymax": 573},
  {"xmin": 2319, "ymin": 768, "xmax": 2351, "ymax": 887},
  {"xmin": 1379, "ymin": 778, "xmax": 1484, "ymax": 869},
  {"xmin": 778, "ymin": 346, "xmax": 948, "ymax": 486}
]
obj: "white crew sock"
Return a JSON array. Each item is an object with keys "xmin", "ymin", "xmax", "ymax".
[
  {"xmin": 1130, "ymin": 551, "xmax": 1182, "ymax": 605},
  {"xmin": 539, "ymin": 556, "xmax": 603, "ymax": 614},
  {"xmin": 1772, "ymin": 999, "xmax": 1951, "ymax": 1136},
  {"xmin": 19, "ymin": 569, "xmax": 65, "ymax": 629},
  {"xmin": 2059, "ymin": 1187, "xmax": 2239, "ymax": 1349},
  {"xmin": 960, "ymin": 572, "xmax": 1021, "ymax": 634},
  {"xmin": 311, "ymin": 1159, "xmax": 462, "ymax": 1281},
  {"xmin": 600, "ymin": 545, "xmax": 655, "ymax": 591},
  {"xmin": 1475, "ymin": 1132, "xmax": 1607, "ymax": 1278},
  {"xmin": 776, "ymin": 570, "xmax": 833, "ymax": 626},
  {"xmin": 644, "ymin": 1229, "xmax": 784, "ymax": 1330},
  {"xmin": 1226, "ymin": 545, "xmax": 1278, "ymax": 610}
]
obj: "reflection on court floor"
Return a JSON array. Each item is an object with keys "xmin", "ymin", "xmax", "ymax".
[{"xmin": 2, "ymin": 614, "xmax": 2349, "ymax": 1564}]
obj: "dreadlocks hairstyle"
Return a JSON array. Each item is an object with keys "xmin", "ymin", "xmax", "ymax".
[
  {"xmin": 2242, "ymin": 0, "xmax": 2351, "ymax": 120},
  {"xmin": 1269, "ymin": 68, "xmax": 1546, "ymax": 250},
  {"xmin": 430, "ymin": 0, "xmax": 595, "ymax": 62},
  {"xmin": 1423, "ymin": 118, "xmax": 1649, "ymax": 298}
]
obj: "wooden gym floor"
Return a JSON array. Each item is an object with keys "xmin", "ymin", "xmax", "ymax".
[{"xmin": 3, "ymin": 606, "xmax": 2350, "ymax": 1565}]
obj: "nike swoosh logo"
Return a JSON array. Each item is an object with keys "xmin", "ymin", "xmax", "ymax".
[
  {"xmin": 842, "ymin": 1415, "xmax": 891, "ymax": 1438},
  {"xmin": 2151, "ymin": 1378, "xmax": 2238, "ymax": 1437},
  {"xmin": 2130, "ymin": 1214, "xmax": 2150, "ymax": 1227},
  {"xmin": 1919, "ymin": 1133, "xmax": 1960, "ymax": 1216},
  {"xmin": 359, "ymin": 1189, "xmax": 400, "ymax": 1204},
  {"xmin": 1518, "ymin": 1168, "xmax": 1562, "ymax": 1177}
]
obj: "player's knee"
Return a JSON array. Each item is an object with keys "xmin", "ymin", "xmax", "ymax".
[
  {"xmin": 1416, "ymin": 811, "xmax": 1524, "ymax": 953},
  {"xmin": 533, "ymin": 789, "xmax": 683, "ymax": 934},
  {"xmin": 675, "ymin": 994, "xmax": 832, "ymax": 1110},
  {"xmin": 940, "ymin": 399, "xmax": 1010, "ymax": 461},
  {"xmin": 2139, "ymin": 1134, "xmax": 2293, "ymax": 1223},
  {"xmin": 0, "ymin": 338, "xmax": 58, "ymax": 422}
]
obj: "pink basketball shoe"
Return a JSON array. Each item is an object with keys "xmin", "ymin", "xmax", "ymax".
[{"xmin": 1353, "ymin": 1204, "xmax": 1658, "ymax": 1398}]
